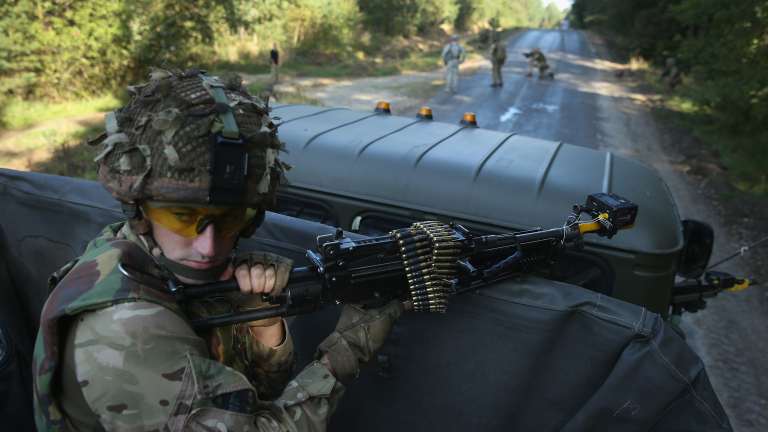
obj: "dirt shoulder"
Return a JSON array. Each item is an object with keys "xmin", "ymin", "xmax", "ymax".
[
  {"xmin": 583, "ymin": 30, "xmax": 768, "ymax": 432},
  {"xmin": 238, "ymin": 54, "xmax": 486, "ymax": 115}
]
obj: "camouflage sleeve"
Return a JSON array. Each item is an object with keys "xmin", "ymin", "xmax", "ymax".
[
  {"xmin": 235, "ymin": 321, "xmax": 298, "ymax": 399},
  {"xmin": 69, "ymin": 302, "xmax": 344, "ymax": 431}
]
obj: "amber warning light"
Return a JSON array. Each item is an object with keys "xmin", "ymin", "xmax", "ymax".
[
  {"xmin": 417, "ymin": 107, "xmax": 433, "ymax": 120},
  {"xmin": 460, "ymin": 112, "xmax": 478, "ymax": 127},
  {"xmin": 375, "ymin": 101, "xmax": 391, "ymax": 114}
]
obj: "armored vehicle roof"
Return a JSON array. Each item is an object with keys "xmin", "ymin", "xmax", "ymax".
[{"xmin": 271, "ymin": 103, "xmax": 683, "ymax": 255}]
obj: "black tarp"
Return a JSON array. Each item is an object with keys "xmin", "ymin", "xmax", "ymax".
[{"xmin": 0, "ymin": 169, "xmax": 732, "ymax": 431}]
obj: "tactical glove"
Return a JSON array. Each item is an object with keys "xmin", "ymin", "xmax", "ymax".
[
  {"xmin": 225, "ymin": 252, "xmax": 293, "ymax": 327},
  {"xmin": 315, "ymin": 301, "xmax": 405, "ymax": 383}
]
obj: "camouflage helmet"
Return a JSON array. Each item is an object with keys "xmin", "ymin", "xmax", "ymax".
[{"xmin": 90, "ymin": 63, "xmax": 288, "ymax": 239}]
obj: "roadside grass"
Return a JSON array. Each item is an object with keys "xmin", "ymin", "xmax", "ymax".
[
  {"xmin": 631, "ymin": 57, "xmax": 768, "ymax": 197},
  {"xmin": 207, "ymin": 27, "xmax": 495, "ymax": 81},
  {"xmin": 245, "ymin": 82, "xmax": 324, "ymax": 106},
  {"xmin": 0, "ymin": 122, "xmax": 103, "ymax": 180},
  {"xmin": 1, "ymin": 95, "xmax": 122, "ymax": 131}
]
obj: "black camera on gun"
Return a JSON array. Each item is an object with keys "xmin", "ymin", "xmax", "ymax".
[{"xmin": 574, "ymin": 193, "xmax": 638, "ymax": 238}]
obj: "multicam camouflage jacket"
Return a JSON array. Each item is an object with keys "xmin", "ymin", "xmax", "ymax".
[{"xmin": 33, "ymin": 222, "xmax": 345, "ymax": 431}]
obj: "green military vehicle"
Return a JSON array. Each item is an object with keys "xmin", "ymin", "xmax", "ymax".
[{"xmin": 269, "ymin": 102, "xmax": 711, "ymax": 321}]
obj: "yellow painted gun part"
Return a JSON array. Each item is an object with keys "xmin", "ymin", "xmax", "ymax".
[
  {"xmin": 578, "ymin": 213, "xmax": 609, "ymax": 235},
  {"xmin": 727, "ymin": 278, "xmax": 750, "ymax": 291}
]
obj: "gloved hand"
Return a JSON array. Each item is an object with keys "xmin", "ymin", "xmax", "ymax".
[
  {"xmin": 315, "ymin": 301, "xmax": 406, "ymax": 383},
  {"xmin": 224, "ymin": 252, "xmax": 293, "ymax": 327}
]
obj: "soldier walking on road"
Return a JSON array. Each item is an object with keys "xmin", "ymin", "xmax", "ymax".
[
  {"xmin": 660, "ymin": 57, "xmax": 683, "ymax": 94},
  {"xmin": 522, "ymin": 47, "xmax": 554, "ymax": 79},
  {"xmin": 442, "ymin": 34, "xmax": 466, "ymax": 93},
  {"xmin": 270, "ymin": 43, "xmax": 279, "ymax": 84},
  {"xmin": 490, "ymin": 33, "xmax": 506, "ymax": 87}
]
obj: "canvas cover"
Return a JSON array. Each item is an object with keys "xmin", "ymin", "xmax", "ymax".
[{"xmin": 0, "ymin": 169, "xmax": 731, "ymax": 431}]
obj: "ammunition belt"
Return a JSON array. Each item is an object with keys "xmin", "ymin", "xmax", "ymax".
[{"xmin": 390, "ymin": 222, "xmax": 458, "ymax": 313}]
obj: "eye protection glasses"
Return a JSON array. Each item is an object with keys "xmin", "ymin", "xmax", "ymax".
[{"xmin": 140, "ymin": 200, "xmax": 256, "ymax": 238}]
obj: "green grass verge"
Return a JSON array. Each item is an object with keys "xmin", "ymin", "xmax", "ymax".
[
  {"xmin": 245, "ymin": 83, "xmax": 324, "ymax": 107},
  {"xmin": 206, "ymin": 30, "xmax": 496, "ymax": 82},
  {"xmin": 0, "ymin": 122, "xmax": 104, "ymax": 180},
  {"xmin": 634, "ymin": 62, "xmax": 768, "ymax": 197},
  {"xmin": 1, "ymin": 95, "xmax": 122, "ymax": 131}
]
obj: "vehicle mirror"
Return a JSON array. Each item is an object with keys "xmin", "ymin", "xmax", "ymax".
[{"xmin": 676, "ymin": 219, "xmax": 714, "ymax": 279}]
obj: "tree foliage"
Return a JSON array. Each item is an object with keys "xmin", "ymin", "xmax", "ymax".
[
  {"xmin": 0, "ymin": 0, "xmax": 559, "ymax": 109},
  {"xmin": 571, "ymin": 0, "xmax": 768, "ymax": 136},
  {"xmin": 672, "ymin": 0, "xmax": 768, "ymax": 131}
]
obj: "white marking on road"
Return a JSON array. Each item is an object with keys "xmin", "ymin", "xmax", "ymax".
[
  {"xmin": 500, "ymin": 107, "xmax": 523, "ymax": 122},
  {"xmin": 531, "ymin": 102, "xmax": 559, "ymax": 113}
]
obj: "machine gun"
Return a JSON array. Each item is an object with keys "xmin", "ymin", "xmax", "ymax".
[{"xmin": 129, "ymin": 193, "xmax": 637, "ymax": 331}]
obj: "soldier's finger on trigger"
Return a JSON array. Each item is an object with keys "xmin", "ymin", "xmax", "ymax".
[{"xmin": 235, "ymin": 264, "xmax": 253, "ymax": 294}]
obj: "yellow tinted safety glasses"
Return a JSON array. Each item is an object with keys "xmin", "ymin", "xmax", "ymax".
[{"xmin": 141, "ymin": 200, "xmax": 256, "ymax": 238}]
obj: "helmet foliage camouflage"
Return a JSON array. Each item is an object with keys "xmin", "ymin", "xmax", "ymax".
[{"xmin": 90, "ymin": 64, "xmax": 287, "ymax": 226}]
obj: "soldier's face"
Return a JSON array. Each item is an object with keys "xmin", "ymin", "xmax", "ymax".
[{"xmin": 146, "ymin": 219, "xmax": 238, "ymax": 284}]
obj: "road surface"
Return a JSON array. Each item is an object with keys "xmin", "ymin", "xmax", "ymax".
[
  {"xmin": 404, "ymin": 29, "xmax": 601, "ymax": 149},
  {"xmin": 407, "ymin": 29, "xmax": 767, "ymax": 432}
]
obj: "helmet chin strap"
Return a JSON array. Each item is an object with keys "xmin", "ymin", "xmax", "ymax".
[{"xmin": 141, "ymin": 233, "xmax": 239, "ymax": 282}]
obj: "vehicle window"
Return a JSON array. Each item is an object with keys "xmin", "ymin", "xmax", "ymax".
[
  {"xmin": 275, "ymin": 193, "xmax": 339, "ymax": 227},
  {"xmin": 356, "ymin": 212, "xmax": 614, "ymax": 296}
]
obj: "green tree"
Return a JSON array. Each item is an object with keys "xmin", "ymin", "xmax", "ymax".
[
  {"xmin": 543, "ymin": 2, "xmax": 562, "ymax": 28},
  {"xmin": 672, "ymin": 0, "xmax": 768, "ymax": 132}
]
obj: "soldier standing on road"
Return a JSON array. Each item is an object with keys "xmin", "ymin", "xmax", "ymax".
[
  {"xmin": 442, "ymin": 34, "xmax": 466, "ymax": 93},
  {"xmin": 270, "ymin": 43, "xmax": 279, "ymax": 84},
  {"xmin": 522, "ymin": 47, "xmax": 554, "ymax": 79},
  {"xmin": 490, "ymin": 33, "xmax": 506, "ymax": 87},
  {"xmin": 660, "ymin": 57, "xmax": 683, "ymax": 94},
  {"xmin": 32, "ymin": 65, "xmax": 409, "ymax": 432}
]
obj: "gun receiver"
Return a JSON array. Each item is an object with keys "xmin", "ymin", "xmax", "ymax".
[{"xmin": 184, "ymin": 193, "xmax": 638, "ymax": 330}]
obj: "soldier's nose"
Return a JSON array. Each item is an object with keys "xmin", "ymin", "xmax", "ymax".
[{"xmin": 193, "ymin": 223, "xmax": 219, "ymax": 257}]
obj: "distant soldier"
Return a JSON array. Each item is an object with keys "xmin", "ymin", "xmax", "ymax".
[
  {"xmin": 270, "ymin": 43, "xmax": 279, "ymax": 84},
  {"xmin": 490, "ymin": 33, "xmax": 507, "ymax": 87},
  {"xmin": 442, "ymin": 34, "xmax": 466, "ymax": 93},
  {"xmin": 522, "ymin": 47, "xmax": 554, "ymax": 79},
  {"xmin": 660, "ymin": 57, "xmax": 683, "ymax": 94}
]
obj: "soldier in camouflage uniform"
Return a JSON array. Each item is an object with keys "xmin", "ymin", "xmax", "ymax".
[
  {"xmin": 523, "ymin": 47, "xmax": 554, "ymax": 80},
  {"xmin": 33, "ymin": 64, "xmax": 408, "ymax": 431},
  {"xmin": 660, "ymin": 57, "xmax": 683, "ymax": 94},
  {"xmin": 489, "ymin": 33, "xmax": 506, "ymax": 87},
  {"xmin": 442, "ymin": 34, "xmax": 466, "ymax": 93}
]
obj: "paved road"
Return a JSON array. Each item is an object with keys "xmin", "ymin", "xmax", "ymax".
[{"xmin": 405, "ymin": 29, "xmax": 600, "ymax": 148}]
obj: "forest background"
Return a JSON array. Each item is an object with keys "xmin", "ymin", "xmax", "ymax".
[
  {"xmin": 571, "ymin": 0, "xmax": 767, "ymax": 196},
  {"xmin": 0, "ymin": 0, "xmax": 560, "ymax": 117}
]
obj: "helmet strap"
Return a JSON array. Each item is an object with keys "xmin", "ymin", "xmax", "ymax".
[
  {"xmin": 141, "ymin": 233, "xmax": 239, "ymax": 282},
  {"xmin": 121, "ymin": 202, "xmax": 150, "ymax": 235}
]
